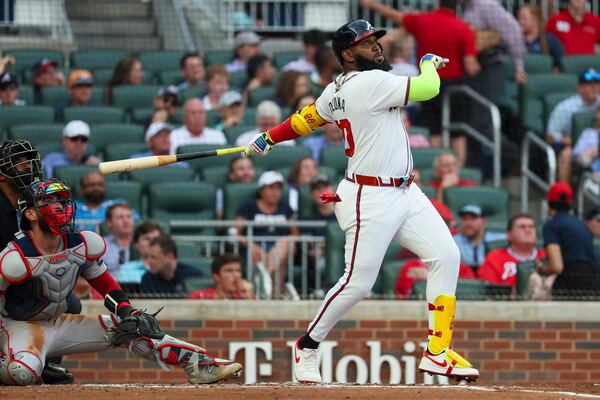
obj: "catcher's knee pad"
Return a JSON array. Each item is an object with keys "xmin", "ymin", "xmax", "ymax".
[
  {"xmin": 0, "ymin": 351, "xmax": 43, "ymax": 385},
  {"xmin": 427, "ymin": 294, "xmax": 456, "ymax": 355},
  {"xmin": 130, "ymin": 334, "xmax": 214, "ymax": 368}
]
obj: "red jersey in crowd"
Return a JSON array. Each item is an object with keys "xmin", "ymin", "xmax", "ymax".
[
  {"xmin": 403, "ymin": 9, "xmax": 478, "ymax": 80},
  {"xmin": 546, "ymin": 11, "xmax": 600, "ymax": 55},
  {"xmin": 395, "ymin": 259, "xmax": 476, "ymax": 298},
  {"xmin": 189, "ymin": 288, "xmax": 252, "ymax": 299},
  {"xmin": 477, "ymin": 247, "xmax": 546, "ymax": 287}
]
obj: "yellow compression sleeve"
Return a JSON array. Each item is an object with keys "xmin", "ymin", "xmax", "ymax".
[
  {"xmin": 292, "ymin": 103, "xmax": 327, "ymax": 136},
  {"xmin": 407, "ymin": 61, "xmax": 441, "ymax": 102}
]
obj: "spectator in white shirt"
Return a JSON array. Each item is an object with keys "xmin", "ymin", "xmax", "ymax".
[
  {"xmin": 226, "ymin": 31, "xmax": 261, "ymax": 74},
  {"xmin": 169, "ymin": 98, "xmax": 226, "ymax": 154}
]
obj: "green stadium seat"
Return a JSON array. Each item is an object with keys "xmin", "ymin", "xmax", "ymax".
[
  {"xmin": 421, "ymin": 185, "xmax": 437, "ymax": 198},
  {"xmin": 543, "ymin": 92, "xmax": 575, "ymax": 130},
  {"xmin": 248, "ymin": 86, "xmax": 276, "ymax": 107},
  {"xmin": 0, "ymin": 106, "xmax": 54, "ymax": 131},
  {"xmin": 273, "ymin": 50, "xmax": 304, "ymax": 70},
  {"xmin": 200, "ymin": 166, "xmax": 229, "ymax": 187},
  {"xmin": 320, "ymin": 146, "xmax": 347, "ymax": 175},
  {"xmin": 520, "ymin": 73, "xmax": 578, "ymax": 133},
  {"xmin": 460, "ymin": 167, "xmax": 483, "ymax": 183},
  {"xmin": 204, "ymin": 50, "xmax": 234, "ymax": 67},
  {"xmin": 325, "ymin": 222, "xmax": 345, "ymax": 287},
  {"xmin": 252, "ymin": 146, "xmax": 311, "ymax": 170},
  {"xmin": 111, "ymin": 85, "xmax": 160, "ymax": 110},
  {"xmin": 180, "ymin": 86, "xmax": 206, "ymax": 101},
  {"xmin": 379, "ymin": 260, "xmax": 406, "ymax": 298},
  {"xmin": 176, "ymin": 144, "xmax": 244, "ymax": 172},
  {"xmin": 54, "ymin": 165, "xmax": 118, "ymax": 188},
  {"xmin": 205, "ymin": 109, "xmax": 220, "ymax": 127},
  {"xmin": 223, "ymin": 182, "xmax": 259, "ymax": 220},
  {"xmin": 412, "ymin": 279, "xmax": 486, "ymax": 300},
  {"xmin": 63, "ymin": 106, "xmax": 126, "ymax": 124},
  {"xmin": 104, "ymin": 143, "xmax": 148, "ymax": 161},
  {"xmin": 498, "ymin": 57, "xmax": 518, "ymax": 115},
  {"xmin": 175, "ymin": 242, "xmax": 202, "ymax": 258},
  {"xmin": 485, "ymin": 239, "xmax": 509, "ymax": 253},
  {"xmin": 179, "ymin": 257, "xmax": 213, "ymax": 274},
  {"xmin": 229, "ymin": 72, "xmax": 248, "ymax": 90},
  {"xmin": 70, "ymin": 50, "xmax": 128, "ymax": 70},
  {"xmin": 90, "ymin": 124, "xmax": 145, "ymax": 151},
  {"xmin": 36, "ymin": 143, "xmax": 62, "ymax": 158},
  {"xmin": 41, "ymin": 86, "xmax": 68, "ymax": 107},
  {"xmin": 149, "ymin": 182, "xmax": 215, "ymax": 233},
  {"xmin": 6, "ymin": 49, "xmax": 64, "ymax": 75},
  {"xmin": 444, "ymin": 186, "xmax": 509, "ymax": 225},
  {"xmin": 92, "ymin": 68, "xmax": 115, "ymax": 86},
  {"xmin": 572, "ymin": 111, "xmax": 596, "ymax": 143},
  {"xmin": 224, "ymin": 124, "xmax": 254, "ymax": 144},
  {"xmin": 18, "ymin": 85, "xmax": 34, "ymax": 104},
  {"xmin": 105, "ymin": 181, "xmax": 143, "ymax": 214},
  {"xmin": 516, "ymin": 260, "xmax": 535, "ymax": 297},
  {"xmin": 408, "ymin": 125, "xmax": 431, "ymax": 138},
  {"xmin": 524, "ymin": 54, "xmax": 552, "ymax": 74},
  {"xmin": 8, "ymin": 123, "xmax": 63, "ymax": 144},
  {"xmin": 184, "ymin": 277, "xmax": 214, "ymax": 293},
  {"xmin": 158, "ymin": 69, "xmax": 184, "ymax": 86},
  {"xmin": 242, "ymin": 108, "xmax": 257, "ymax": 126},
  {"xmin": 561, "ymin": 55, "xmax": 600, "ymax": 75},
  {"xmin": 139, "ymin": 51, "xmax": 184, "ymax": 73},
  {"xmin": 412, "ymin": 148, "xmax": 449, "ymax": 170},
  {"xmin": 128, "ymin": 166, "xmax": 196, "ymax": 192}
]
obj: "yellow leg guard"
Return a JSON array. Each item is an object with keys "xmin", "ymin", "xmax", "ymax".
[{"xmin": 427, "ymin": 294, "xmax": 455, "ymax": 355}]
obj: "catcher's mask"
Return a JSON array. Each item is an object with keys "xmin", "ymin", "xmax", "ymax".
[
  {"xmin": 18, "ymin": 179, "xmax": 75, "ymax": 234},
  {"xmin": 0, "ymin": 140, "xmax": 42, "ymax": 189},
  {"xmin": 332, "ymin": 19, "xmax": 386, "ymax": 64}
]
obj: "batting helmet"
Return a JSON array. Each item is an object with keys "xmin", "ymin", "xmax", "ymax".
[
  {"xmin": 332, "ymin": 19, "xmax": 386, "ymax": 64},
  {"xmin": 18, "ymin": 179, "xmax": 75, "ymax": 234},
  {"xmin": 0, "ymin": 140, "xmax": 42, "ymax": 189}
]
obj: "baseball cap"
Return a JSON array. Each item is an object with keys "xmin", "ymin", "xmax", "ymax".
[
  {"xmin": 258, "ymin": 170, "xmax": 284, "ymax": 188},
  {"xmin": 33, "ymin": 58, "xmax": 59, "ymax": 77},
  {"xmin": 585, "ymin": 206, "xmax": 600, "ymax": 221},
  {"xmin": 547, "ymin": 182, "xmax": 573, "ymax": 204},
  {"xmin": 234, "ymin": 31, "xmax": 261, "ymax": 48},
  {"xmin": 145, "ymin": 122, "xmax": 174, "ymax": 142},
  {"xmin": 310, "ymin": 174, "xmax": 330, "ymax": 190},
  {"xmin": 157, "ymin": 85, "xmax": 178, "ymax": 99},
  {"xmin": 68, "ymin": 70, "xmax": 93, "ymax": 88},
  {"xmin": 579, "ymin": 68, "xmax": 600, "ymax": 84},
  {"xmin": 0, "ymin": 73, "xmax": 18, "ymax": 90},
  {"xmin": 220, "ymin": 90, "xmax": 243, "ymax": 108},
  {"xmin": 459, "ymin": 204, "xmax": 483, "ymax": 217},
  {"xmin": 257, "ymin": 100, "xmax": 281, "ymax": 120},
  {"xmin": 62, "ymin": 120, "xmax": 90, "ymax": 138}
]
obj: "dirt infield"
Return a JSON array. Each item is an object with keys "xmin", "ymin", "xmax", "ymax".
[{"xmin": 3, "ymin": 384, "xmax": 600, "ymax": 400}]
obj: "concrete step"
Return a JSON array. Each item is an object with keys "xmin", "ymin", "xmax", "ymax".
[
  {"xmin": 70, "ymin": 19, "xmax": 156, "ymax": 36},
  {"xmin": 66, "ymin": 0, "xmax": 151, "ymax": 19},
  {"xmin": 75, "ymin": 35, "xmax": 162, "ymax": 52}
]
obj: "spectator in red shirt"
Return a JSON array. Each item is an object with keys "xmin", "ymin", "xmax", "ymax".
[
  {"xmin": 360, "ymin": 0, "xmax": 480, "ymax": 165},
  {"xmin": 477, "ymin": 213, "xmax": 546, "ymax": 287},
  {"xmin": 428, "ymin": 152, "xmax": 478, "ymax": 202},
  {"xmin": 395, "ymin": 259, "xmax": 475, "ymax": 299},
  {"xmin": 189, "ymin": 254, "xmax": 254, "ymax": 300},
  {"xmin": 546, "ymin": 0, "xmax": 600, "ymax": 55}
]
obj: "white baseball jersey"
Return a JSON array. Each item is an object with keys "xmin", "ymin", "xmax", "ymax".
[{"xmin": 315, "ymin": 69, "xmax": 412, "ymax": 177}]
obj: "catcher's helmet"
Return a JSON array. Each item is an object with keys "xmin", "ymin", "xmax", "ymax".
[
  {"xmin": 0, "ymin": 140, "xmax": 42, "ymax": 189},
  {"xmin": 18, "ymin": 179, "xmax": 75, "ymax": 234},
  {"xmin": 332, "ymin": 19, "xmax": 386, "ymax": 64}
]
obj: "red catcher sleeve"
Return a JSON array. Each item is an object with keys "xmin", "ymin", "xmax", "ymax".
[{"xmin": 87, "ymin": 270, "xmax": 122, "ymax": 296}]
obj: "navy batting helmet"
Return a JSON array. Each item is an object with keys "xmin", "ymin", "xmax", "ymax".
[{"xmin": 332, "ymin": 19, "xmax": 386, "ymax": 64}]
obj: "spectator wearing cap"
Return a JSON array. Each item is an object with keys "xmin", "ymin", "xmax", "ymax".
[
  {"xmin": 189, "ymin": 254, "xmax": 254, "ymax": 300},
  {"xmin": 245, "ymin": 54, "xmax": 276, "ymax": 94},
  {"xmin": 234, "ymin": 171, "xmax": 299, "ymax": 296},
  {"xmin": 546, "ymin": 0, "xmax": 600, "ymax": 55},
  {"xmin": 288, "ymin": 156, "xmax": 319, "ymax": 213},
  {"xmin": 42, "ymin": 120, "xmax": 100, "ymax": 178},
  {"xmin": 143, "ymin": 85, "xmax": 179, "ymax": 128},
  {"xmin": 202, "ymin": 65, "xmax": 230, "ymax": 111},
  {"xmin": 283, "ymin": 29, "xmax": 327, "ymax": 73},
  {"xmin": 169, "ymin": 98, "xmax": 226, "ymax": 154},
  {"xmin": 538, "ymin": 182, "xmax": 599, "ymax": 297},
  {"xmin": 177, "ymin": 52, "xmax": 205, "ymax": 92},
  {"xmin": 303, "ymin": 122, "xmax": 344, "ymax": 162},
  {"xmin": 546, "ymin": 69, "xmax": 600, "ymax": 182},
  {"xmin": 216, "ymin": 90, "xmax": 244, "ymax": 131},
  {"xmin": 32, "ymin": 58, "xmax": 65, "ymax": 104},
  {"xmin": 235, "ymin": 100, "xmax": 289, "ymax": 146},
  {"xmin": 453, "ymin": 204, "xmax": 506, "ymax": 268},
  {"xmin": 429, "ymin": 152, "xmax": 478, "ymax": 202},
  {"xmin": 130, "ymin": 122, "xmax": 189, "ymax": 168},
  {"xmin": 584, "ymin": 206, "xmax": 600, "ymax": 261},
  {"xmin": 572, "ymin": 104, "xmax": 600, "ymax": 181},
  {"xmin": 0, "ymin": 72, "xmax": 25, "ymax": 106},
  {"xmin": 226, "ymin": 31, "xmax": 261, "ymax": 74},
  {"xmin": 54, "ymin": 70, "xmax": 95, "ymax": 121}
]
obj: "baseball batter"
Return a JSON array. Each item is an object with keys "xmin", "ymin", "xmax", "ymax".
[
  {"xmin": 245, "ymin": 20, "xmax": 479, "ymax": 383},
  {"xmin": 0, "ymin": 179, "xmax": 241, "ymax": 385}
]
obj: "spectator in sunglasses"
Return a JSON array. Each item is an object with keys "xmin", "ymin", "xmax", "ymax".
[{"xmin": 43, "ymin": 120, "xmax": 100, "ymax": 177}]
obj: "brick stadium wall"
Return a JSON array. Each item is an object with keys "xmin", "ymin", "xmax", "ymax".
[{"xmin": 63, "ymin": 301, "xmax": 600, "ymax": 384}]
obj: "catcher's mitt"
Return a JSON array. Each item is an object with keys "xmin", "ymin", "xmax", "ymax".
[{"xmin": 109, "ymin": 308, "xmax": 166, "ymax": 347}]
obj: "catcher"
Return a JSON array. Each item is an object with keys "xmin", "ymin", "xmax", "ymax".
[{"xmin": 0, "ymin": 178, "xmax": 242, "ymax": 385}]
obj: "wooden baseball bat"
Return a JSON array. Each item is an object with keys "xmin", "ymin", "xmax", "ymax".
[{"xmin": 98, "ymin": 146, "xmax": 246, "ymax": 174}]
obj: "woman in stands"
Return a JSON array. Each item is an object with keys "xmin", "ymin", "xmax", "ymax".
[{"xmin": 103, "ymin": 57, "xmax": 144, "ymax": 104}]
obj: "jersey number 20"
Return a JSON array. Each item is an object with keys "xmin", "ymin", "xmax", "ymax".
[{"xmin": 336, "ymin": 119, "xmax": 355, "ymax": 157}]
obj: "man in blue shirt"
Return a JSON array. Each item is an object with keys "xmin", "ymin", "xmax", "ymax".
[{"xmin": 453, "ymin": 204, "xmax": 506, "ymax": 268}]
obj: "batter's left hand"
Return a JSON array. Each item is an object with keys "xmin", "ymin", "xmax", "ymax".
[
  {"xmin": 245, "ymin": 131, "xmax": 273, "ymax": 157},
  {"xmin": 420, "ymin": 53, "xmax": 449, "ymax": 70}
]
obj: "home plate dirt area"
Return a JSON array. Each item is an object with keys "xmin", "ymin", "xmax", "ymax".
[{"xmin": 3, "ymin": 384, "xmax": 600, "ymax": 400}]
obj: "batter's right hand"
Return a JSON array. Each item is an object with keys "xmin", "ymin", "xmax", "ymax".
[
  {"xmin": 245, "ymin": 131, "xmax": 273, "ymax": 157},
  {"xmin": 420, "ymin": 53, "xmax": 449, "ymax": 70}
]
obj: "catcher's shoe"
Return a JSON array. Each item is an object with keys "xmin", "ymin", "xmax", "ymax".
[
  {"xmin": 418, "ymin": 348, "xmax": 479, "ymax": 382},
  {"xmin": 41, "ymin": 363, "xmax": 75, "ymax": 385},
  {"xmin": 293, "ymin": 338, "xmax": 321, "ymax": 383},
  {"xmin": 184, "ymin": 361, "xmax": 242, "ymax": 384}
]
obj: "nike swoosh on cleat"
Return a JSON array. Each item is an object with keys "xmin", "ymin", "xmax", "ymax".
[
  {"xmin": 294, "ymin": 347, "xmax": 300, "ymax": 364},
  {"xmin": 425, "ymin": 354, "xmax": 448, "ymax": 368}
]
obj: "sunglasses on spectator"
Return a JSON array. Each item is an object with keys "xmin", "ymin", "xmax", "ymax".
[{"xmin": 68, "ymin": 136, "xmax": 89, "ymax": 143}]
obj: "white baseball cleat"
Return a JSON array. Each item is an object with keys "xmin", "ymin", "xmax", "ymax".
[
  {"xmin": 184, "ymin": 362, "xmax": 243, "ymax": 384},
  {"xmin": 293, "ymin": 339, "xmax": 322, "ymax": 383},
  {"xmin": 418, "ymin": 348, "xmax": 479, "ymax": 382}
]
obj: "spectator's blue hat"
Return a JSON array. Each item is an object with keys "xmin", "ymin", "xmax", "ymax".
[
  {"xmin": 459, "ymin": 204, "xmax": 483, "ymax": 217},
  {"xmin": 579, "ymin": 68, "xmax": 600, "ymax": 84},
  {"xmin": 0, "ymin": 73, "xmax": 18, "ymax": 90}
]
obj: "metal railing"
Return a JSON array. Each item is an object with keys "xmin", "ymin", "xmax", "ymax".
[
  {"xmin": 0, "ymin": 0, "xmax": 73, "ymax": 44},
  {"xmin": 576, "ymin": 172, "xmax": 600, "ymax": 219},
  {"xmin": 172, "ymin": 0, "xmax": 197, "ymax": 52},
  {"xmin": 441, "ymin": 84, "xmax": 502, "ymax": 187},
  {"xmin": 520, "ymin": 130, "xmax": 557, "ymax": 213}
]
